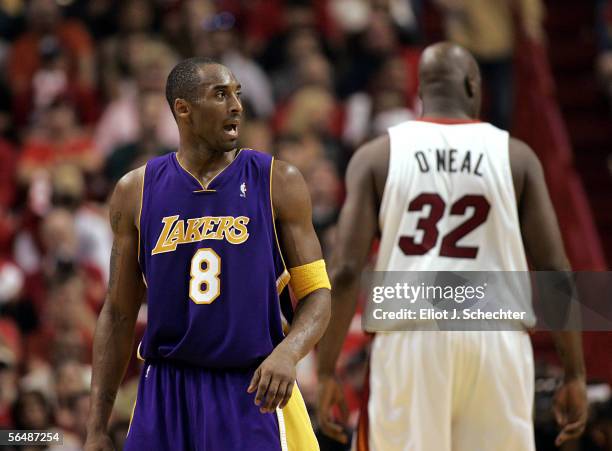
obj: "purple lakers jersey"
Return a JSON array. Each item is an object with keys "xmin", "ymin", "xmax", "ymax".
[{"xmin": 138, "ymin": 150, "xmax": 291, "ymax": 369}]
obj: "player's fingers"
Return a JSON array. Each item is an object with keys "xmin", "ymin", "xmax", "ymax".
[
  {"xmin": 337, "ymin": 387, "xmax": 349, "ymax": 422},
  {"xmin": 254, "ymin": 371, "xmax": 272, "ymax": 406},
  {"xmin": 319, "ymin": 418, "xmax": 348, "ymax": 444},
  {"xmin": 555, "ymin": 420, "xmax": 586, "ymax": 446},
  {"xmin": 262, "ymin": 377, "xmax": 281, "ymax": 413},
  {"xmin": 552, "ymin": 405, "xmax": 565, "ymax": 426},
  {"xmin": 552, "ymin": 398, "xmax": 566, "ymax": 426},
  {"xmin": 269, "ymin": 380, "xmax": 288, "ymax": 412},
  {"xmin": 279, "ymin": 381, "xmax": 294, "ymax": 409},
  {"xmin": 562, "ymin": 419, "xmax": 586, "ymax": 435},
  {"xmin": 247, "ymin": 367, "xmax": 261, "ymax": 393}
]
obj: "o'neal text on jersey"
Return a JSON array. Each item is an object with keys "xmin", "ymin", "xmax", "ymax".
[
  {"xmin": 152, "ymin": 215, "xmax": 250, "ymax": 254},
  {"xmin": 414, "ymin": 149, "xmax": 484, "ymax": 177}
]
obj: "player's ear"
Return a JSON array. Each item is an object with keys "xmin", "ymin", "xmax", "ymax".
[
  {"xmin": 174, "ymin": 98, "xmax": 190, "ymax": 118},
  {"xmin": 464, "ymin": 76, "xmax": 474, "ymax": 98}
]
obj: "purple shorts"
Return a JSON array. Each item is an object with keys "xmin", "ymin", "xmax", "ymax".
[{"xmin": 124, "ymin": 360, "xmax": 318, "ymax": 451}]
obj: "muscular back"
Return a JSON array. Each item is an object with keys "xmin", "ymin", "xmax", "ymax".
[{"xmin": 337, "ymin": 122, "xmax": 569, "ymax": 275}]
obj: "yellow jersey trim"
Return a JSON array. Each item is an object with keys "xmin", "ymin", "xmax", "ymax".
[
  {"xmin": 288, "ymin": 259, "xmax": 331, "ymax": 301},
  {"xmin": 276, "ymin": 269, "xmax": 291, "ymax": 295},
  {"xmin": 136, "ymin": 341, "xmax": 144, "ymax": 361},
  {"xmin": 127, "ymin": 366, "xmax": 142, "ymax": 438},
  {"xmin": 127, "ymin": 395, "xmax": 137, "ymax": 437}
]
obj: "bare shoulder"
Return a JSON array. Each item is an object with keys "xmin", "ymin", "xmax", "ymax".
[
  {"xmin": 110, "ymin": 165, "xmax": 147, "ymax": 231},
  {"xmin": 509, "ymin": 137, "xmax": 540, "ymax": 172},
  {"xmin": 508, "ymin": 137, "xmax": 544, "ymax": 204},
  {"xmin": 350, "ymin": 134, "xmax": 390, "ymax": 173},
  {"xmin": 272, "ymin": 158, "xmax": 304, "ymax": 187},
  {"xmin": 347, "ymin": 134, "xmax": 390, "ymax": 200},
  {"xmin": 271, "ymin": 159, "xmax": 310, "ymax": 220}
]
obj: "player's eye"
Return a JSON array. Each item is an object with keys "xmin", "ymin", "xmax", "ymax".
[
  {"xmin": 216, "ymin": 91, "xmax": 225, "ymax": 99},
  {"xmin": 236, "ymin": 91, "xmax": 242, "ymax": 98}
]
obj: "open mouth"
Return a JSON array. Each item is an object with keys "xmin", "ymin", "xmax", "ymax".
[{"xmin": 223, "ymin": 123, "xmax": 239, "ymax": 138}]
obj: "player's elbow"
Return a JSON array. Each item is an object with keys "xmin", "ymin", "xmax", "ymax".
[
  {"xmin": 529, "ymin": 250, "xmax": 571, "ymax": 272},
  {"xmin": 330, "ymin": 260, "xmax": 362, "ymax": 288}
]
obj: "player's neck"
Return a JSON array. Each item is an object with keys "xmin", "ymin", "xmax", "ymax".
[
  {"xmin": 176, "ymin": 144, "xmax": 238, "ymax": 182},
  {"xmin": 421, "ymin": 101, "xmax": 475, "ymax": 121}
]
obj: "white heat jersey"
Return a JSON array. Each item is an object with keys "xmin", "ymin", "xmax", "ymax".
[
  {"xmin": 378, "ymin": 120, "xmax": 527, "ymax": 272},
  {"xmin": 376, "ymin": 120, "xmax": 534, "ymax": 326}
]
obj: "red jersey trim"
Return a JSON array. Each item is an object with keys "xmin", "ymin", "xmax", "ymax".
[{"xmin": 417, "ymin": 117, "xmax": 482, "ymax": 125}]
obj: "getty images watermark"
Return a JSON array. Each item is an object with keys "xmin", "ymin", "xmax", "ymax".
[
  {"xmin": 362, "ymin": 271, "xmax": 612, "ymax": 332},
  {"xmin": 371, "ymin": 281, "xmax": 527, "ymax": 321}
]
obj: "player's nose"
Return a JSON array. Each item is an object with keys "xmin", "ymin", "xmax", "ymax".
[{"xmin": 229, "ymin": 93, "xmax": 243, "ymax": 115}]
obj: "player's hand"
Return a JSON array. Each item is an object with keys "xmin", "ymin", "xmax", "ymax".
[
  {"xmin": 553, "ymin": 377, "xmax": 588, "ymax": 447},
  {"xmin": 84, "ymin": 431, "xmax": 115, "ymax": 451},
  {"xmin": 247, "ymin": 345, "xmax": 297, "ymax": 414},
  {"xmin": 316, "ymin": 374, "xmax": 349, "ymax": 444}
]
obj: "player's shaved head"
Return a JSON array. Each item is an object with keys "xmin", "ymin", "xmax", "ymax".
[
  {"xmin": 418, "ymin": 42, "xmax": 482, "ymax": 119},
  {"xmin": 165, "ymin": 57, "xmax": 222, "ymax": 117}
]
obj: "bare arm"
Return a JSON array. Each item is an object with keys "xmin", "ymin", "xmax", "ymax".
[
  {"xmin": 316, "ymin": 136, "xmax": 387, "ymax": 442},
  {"xmin": 86, "ymin": 168, "xmax": 146, "ymax": 446},
  {"xmin": 247, "ymin": 160, "xmax": 331, "ymax": 413},
  {"xmin": 510, "ymin": 138, "xmax": 586, "ymax": 446},
  {"xmin": 273, "ymin": 160, "xmax": 331, "ymax": 364}
]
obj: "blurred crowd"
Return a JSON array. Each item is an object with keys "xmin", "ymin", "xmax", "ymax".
[
  {"xmin": 0, "ymin": 0, "xmax": 557, "ymax": 449},
  {"xmin": 595, "ymin": 0, "xmax": 612, "ymax": 176}
]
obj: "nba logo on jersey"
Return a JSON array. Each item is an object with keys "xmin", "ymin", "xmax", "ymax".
[{"xmin": 240, "ymin": 181, "xmax": 247, "ymax": 198}]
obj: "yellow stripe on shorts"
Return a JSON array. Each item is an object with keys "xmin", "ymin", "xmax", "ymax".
[{"xmin": 276, "ymin": 384, "xmax": 319, "ymax": 451}]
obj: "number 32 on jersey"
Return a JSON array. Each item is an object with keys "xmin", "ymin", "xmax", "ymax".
[{"xmin": 399, "ymin": 193, "xmax": 490, "ymax": 259}]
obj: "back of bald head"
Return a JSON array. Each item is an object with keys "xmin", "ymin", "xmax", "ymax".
[{"xmin": 418, "ymin": 42, "xmax": 481, "ymax": 104}]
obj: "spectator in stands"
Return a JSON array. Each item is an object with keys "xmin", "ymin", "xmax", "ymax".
[
  {"xmin": 94, "ymin": 39, "xmax": 179, "ymax": 156},
  {"xmin": 40, "ymin": 208, "xmax": 105, "ymax": 307},
  {"xmin": 54, "ymin": 360, "xmax": 90, "ymax": 433},
  {"xmin": 99, "ymin": 0, "xmax": 157, "ymax": 101},
  {"xmin": 305, "ymin": 158, "xmax": 342, "ymax": 254},
  {"xmin": 32, "ymin": 270, "xmax": 97, "ymax": 367},
  {"xmin": 596, "ymin": 0, "xmax": 612, "ymax": 109},
  {"xmin": 252, "ymin": 0, "xmax": 320, "ymax": 65},
  {"xmin": 275, "ymin": 134, "xmax": 324, "ymax": 176},
  {"xmin": 435, "ymin": 0, "xmax": 544, "ymax": 129},
  {"xmin": 270, "ymin": 28, "xmax": 327, "ymax": 101},
  {"xmin": 328, "ymin": 0, "xmax": 422, "ymax": 44},
  {"xmin": 105, "ymin": 90, "xmax": 174, "ymax": 183},
  {"xmin": 11, "ymin": 390, "xmax": 82, "ymax": 450},
  {"xmin": 0, "ymin": 328, "xmax": 18, "ymax": 427},
  {"xmin": 67, "ymin": 390, "xmax": 90, "ymax": 444},
  {"xmin": 0, "ymin": 80, "xmax": 15, "ymax": 142},
  {"xmin": 0, "ymin": 0, "xmax": 25, "ymax": 42},
  {"xmin": 194, "ymin": 14, "xmax": 275, "ymax": 119},
  {"xmin": 8, "ymin": 0, "xmax": 98, "ymax": 126},
  {"xmin": 0, "ymin": 260, "xmax": 37, "ymax": 343},
  {"xmin": 18, "ymin": 97, "xmax": 101, "ymax": 185},
  {"xmin": 239, "ymin": 118, "xmax": 274, "ymax": 154},
  {"xmin": 343, "ymin": 53, "xmax": 417, "ymax": 147},
  {"xmin": 50, "ymin": 164, "xmax": 112, "ymax": 283},
  {"xmin": 297, "ymin": 52, "xmax": 335, "ymax": 91},
  {"xmin": 12, "ymin": 390, "xmax": 54, "ymax": 430},
  {"xmin": 279, "ymin": 85, "xmax": 344, "ymax": 168},
  {"xmin": 0, "ymin": 137, "xmax": 16, "ymax": 210},
  {"xmin": 341, "ymin": 9, "xmax": 402, "ymax": 96}
]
